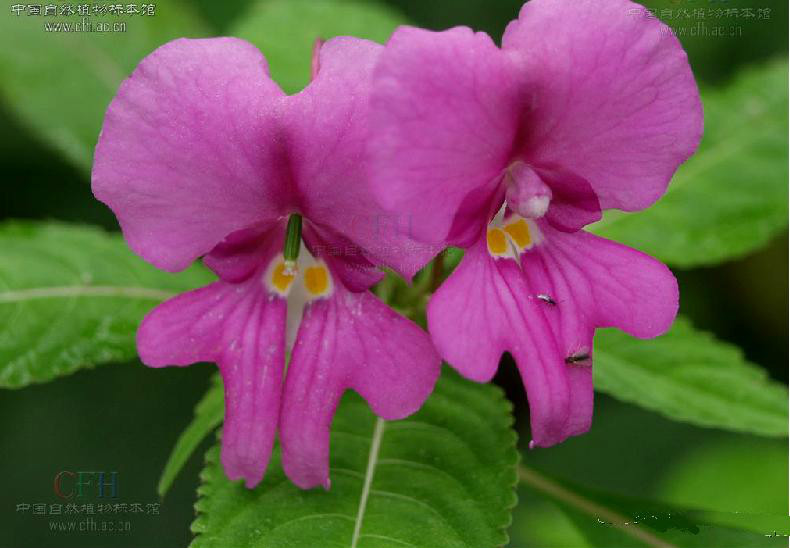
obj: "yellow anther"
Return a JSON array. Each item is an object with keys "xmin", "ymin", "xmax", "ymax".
[
  {"xmin": 487, "ymin": 228, "xmax": 509, "ymax": 255},
  {"xmin": 304, "ymin": 265, "xmax": 329, "ymax": 296},
  {"xmin": 271, "ymin": 262, "xmax": 296, "ymax": 293},
  {"xmin": 503, "ymin": 218, "xmax": 532, "ymax": 250}
]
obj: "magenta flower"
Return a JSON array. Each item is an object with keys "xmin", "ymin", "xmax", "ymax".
[
  {"xmin": 92, "ymin": 37, "xmax": 441, "ymax": 489},
  {"xmin": 369, "ymin": 0, "xmax": 703, "ymax": 447}
]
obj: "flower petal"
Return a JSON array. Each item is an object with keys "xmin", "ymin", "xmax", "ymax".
[
  {"xmin": 280, "ymin": 286, "xmax": 440, "ymax": 489},
  {"xmin": 137, "ymin": 279, "xmax": 286, "ymax": 488},
  {"xmin": 369, "ymin": 26, "xmax": 522, "ymax": 247},
  {"xmin": 288, "ymin": 37, "xmax": 436, "ymax": 280},
  {"xmin": 303, "ymin": 221, "xmax": 384, "ymax": 293},
  {"xmin": 92, "ymin": 37, "xmax": 289, "ymax": 272},
  {"xmin": 427, "ymin": 239, "xmax": 575, "ymax": 446},
  {"xmin": 535, "ymin": 165, "xmax": 601, "ymax": 232},
  {"xmin": 502, "ymin": 0, "xmax": 703, "ymax": 211},
  {"xmin": 522, "ymin": 222, "xmax": 679, "ymax": 340},
  {"xmin": 203, "ymin": 223, "xmax": 280, "ymax": 283}
]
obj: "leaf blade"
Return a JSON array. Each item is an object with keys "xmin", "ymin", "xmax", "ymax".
[
  {"xmin": 593, "ymin": 316, "xmax": 788, "ymax": 437},
  {"xmin": 517, "ymin": 464, "xmax": 790, "ymax": 548},
  {"xmin": 158, "ymin": 373, "xmax": 225, "ymax": 497},
  {"xmin": 229, "ymin": 0, "xmax": 405, "ymax": 95},
  {"xmin": 0, "ymin": 3, "xmax": 210, "ymax": 172},
  {"xmin": 0, "ymin": 221, "xmax": 213, "ymax": 388},
  {"xmin": 190, "ymin": 368, "xmax": 518, "ymax": 548}
]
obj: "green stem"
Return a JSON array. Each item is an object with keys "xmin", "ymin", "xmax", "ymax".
[
  {"xmin": 429, "ymin": 252, "xmax": 445, "ymax": 293},
  {"xmin": 283, "ymin": 214, "xmax": 303, "ymax": 264},
  {"xmin": 518, "ymin": 464, "xmax": 678, "ymax": 548}
]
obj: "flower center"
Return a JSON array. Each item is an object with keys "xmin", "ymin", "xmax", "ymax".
[
  {"xmin": 264, "ymin": 245, "xmax": 334, "ymax": 349},
  {"xmin": 271, "ymin": 261, "xmax": 297, "ymax": 294},
  {"xmin": 486, "ymin": 206, "xmax": 543, "ymax": 260},
  {"xmin": 265, "ymin": 250, "xmax": 333, "ymax": 301},
  {"xmin": 266, "ymin": 214, "xmax": 334, "ymax": 300}
]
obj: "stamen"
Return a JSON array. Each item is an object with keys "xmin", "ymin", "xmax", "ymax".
[
  {"xmin": 272, "ymin": 262, "xmax": 296, "ymax": 293},
  {"xmin": 503, "ymin": 218, "xmax": 532, "ymax": 250},
  {"xmin": 486, "ymin": 228, "xmax": 509, "ymax": 256},
  {"xmin": 485, "ymin": 210, "xmax": 542, "ymax": 260},
  {"xmin": 304, "ymin": 265, "xmax": 330, "ymax": 296},
  {"xmin": 265, "ymin": 254, "xmax": 297, "ymax": 297},
  {"xmin": 283, "ymin": 214, "xmax": 303, "ymax": 272}
]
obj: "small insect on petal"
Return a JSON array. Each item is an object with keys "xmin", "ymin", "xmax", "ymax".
[{"xmin": 564, "ymin": 352, "xmax": 591, "ymax": 365}]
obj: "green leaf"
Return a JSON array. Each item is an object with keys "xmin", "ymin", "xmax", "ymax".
[
  {"xmin": 0, "ymin": 221, "xmax": 213, "ymax": 388},
  {"xmin": 518, "ymin": 464, "xmax": 790, "ymax": 548},
  {"xmin": 655, "ymin": 437, "xmax": 786, "ymax": 515},
  {"xmin": 229, "ymin": 0, "xmax": 405, "ymax": 94},
  {"xmin": 593, "ymin": 316, "xmax": 788, "ymax": 437},
  {"xmin": 0, "ymin": 2, "xmax": 210, "ymax": 172},
  {"xmin": 158, "ymin": 373, "xmax": 224, "ymax": 498},
  {"xmin": 191, "ymin": 367, "xmax": 518, "ymax": 548},
  {"xmin": 591, "ymin": 59, "xmax": 789, "ymax": 267}
]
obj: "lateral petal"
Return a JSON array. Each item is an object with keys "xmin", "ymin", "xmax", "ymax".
[
  {"xmin": 137, "ymin": 278, "xmax": 286, "ymax": 488},
  {"xmin": 280, "ymin": 286, "xmax": 440, "ymax": 489},
  {"xmin": 427, "ymin": 239, "xmax": 575, "ymax": 446}
]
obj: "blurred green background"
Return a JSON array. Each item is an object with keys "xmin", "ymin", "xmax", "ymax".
[{"xmin": 0, "ymin": 0, "xmax": 786, "ymax": 547}]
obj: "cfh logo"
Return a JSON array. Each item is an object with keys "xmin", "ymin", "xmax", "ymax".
[{"xmin": 53, "ymin": 471, "xmax": 119, "ymax": 500}]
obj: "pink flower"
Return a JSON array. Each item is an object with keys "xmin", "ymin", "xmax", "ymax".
[
  {"xmin": 92, "ymin": 37, "xmax": 441, "ymax": 489},
  {"xmin": 368, "ymin": 0, "xmax": 703, "ymax": 447}
]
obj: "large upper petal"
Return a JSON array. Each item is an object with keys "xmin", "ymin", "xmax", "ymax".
[
  {"xmin": 502, "ymin": 0, "xmax": 703, "ymax": 211},
  {"xmin": 287, "ymin": 37, "xmax": 437, "ymax": 280},
  {"xmin": 280, "ymin": 286, "xmax": 441, "ymax": 489},
  {"xmin": 369, "ymin": 26, "xmax": 523, "ymax": 248},
  {"xmin": 137, "ymin": 277, "xmax": 286, "ymax": 488},
  {"xmin": 92, "ymin": 37, "xmax": 290, "ymax": 272}
]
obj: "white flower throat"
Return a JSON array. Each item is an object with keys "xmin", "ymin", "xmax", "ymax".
[
  {"xmin": 486, "ymin": 209, "xmax": 543, "ymax": 260},
  {"xmin": 264, "ymin": 246, "xmax": 334, "ymax": 348},
  {"xmin": 486, "ymin": 161, "xmax": 549, "ymax": 260}
]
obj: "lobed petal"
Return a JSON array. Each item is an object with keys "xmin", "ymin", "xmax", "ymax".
[
  {"xmin": 502, "ymin": 0, "xmax": 703, "ymax": 212},
  {"xmin": 203, "ymin": 223, "xmax": 282, "ymax": 284},
  {"xmin": 137, "ymin": 279, "xmax": 287, "ymax": 488},
  {"xmin": 535, "ymin": 165, "xmax": 602, "ymax": 232},
  {"xmin": 369, "ymin": 26, "xmax": 523, "ymax": 248},
  {"xmin": 303, "ymin": 221, "xmax": 385, "ymax": 293},
  {"xmin": 92, "ymin": 37, "xmax": 290, "ymax": 272},
  {"xmin": 427, "ymin": 239, "xmax": 575, "ymax": 446},
  {"xmin": 521, "ymin": 222, "xmax": 679, "ymax": 341},
  {"xmin": 429, "ymin": 226, "xmax": 678, "ymax": 446},
  {"xmin": 280, "ymin": 286, "xmax": 440, "ymax": 489}
]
